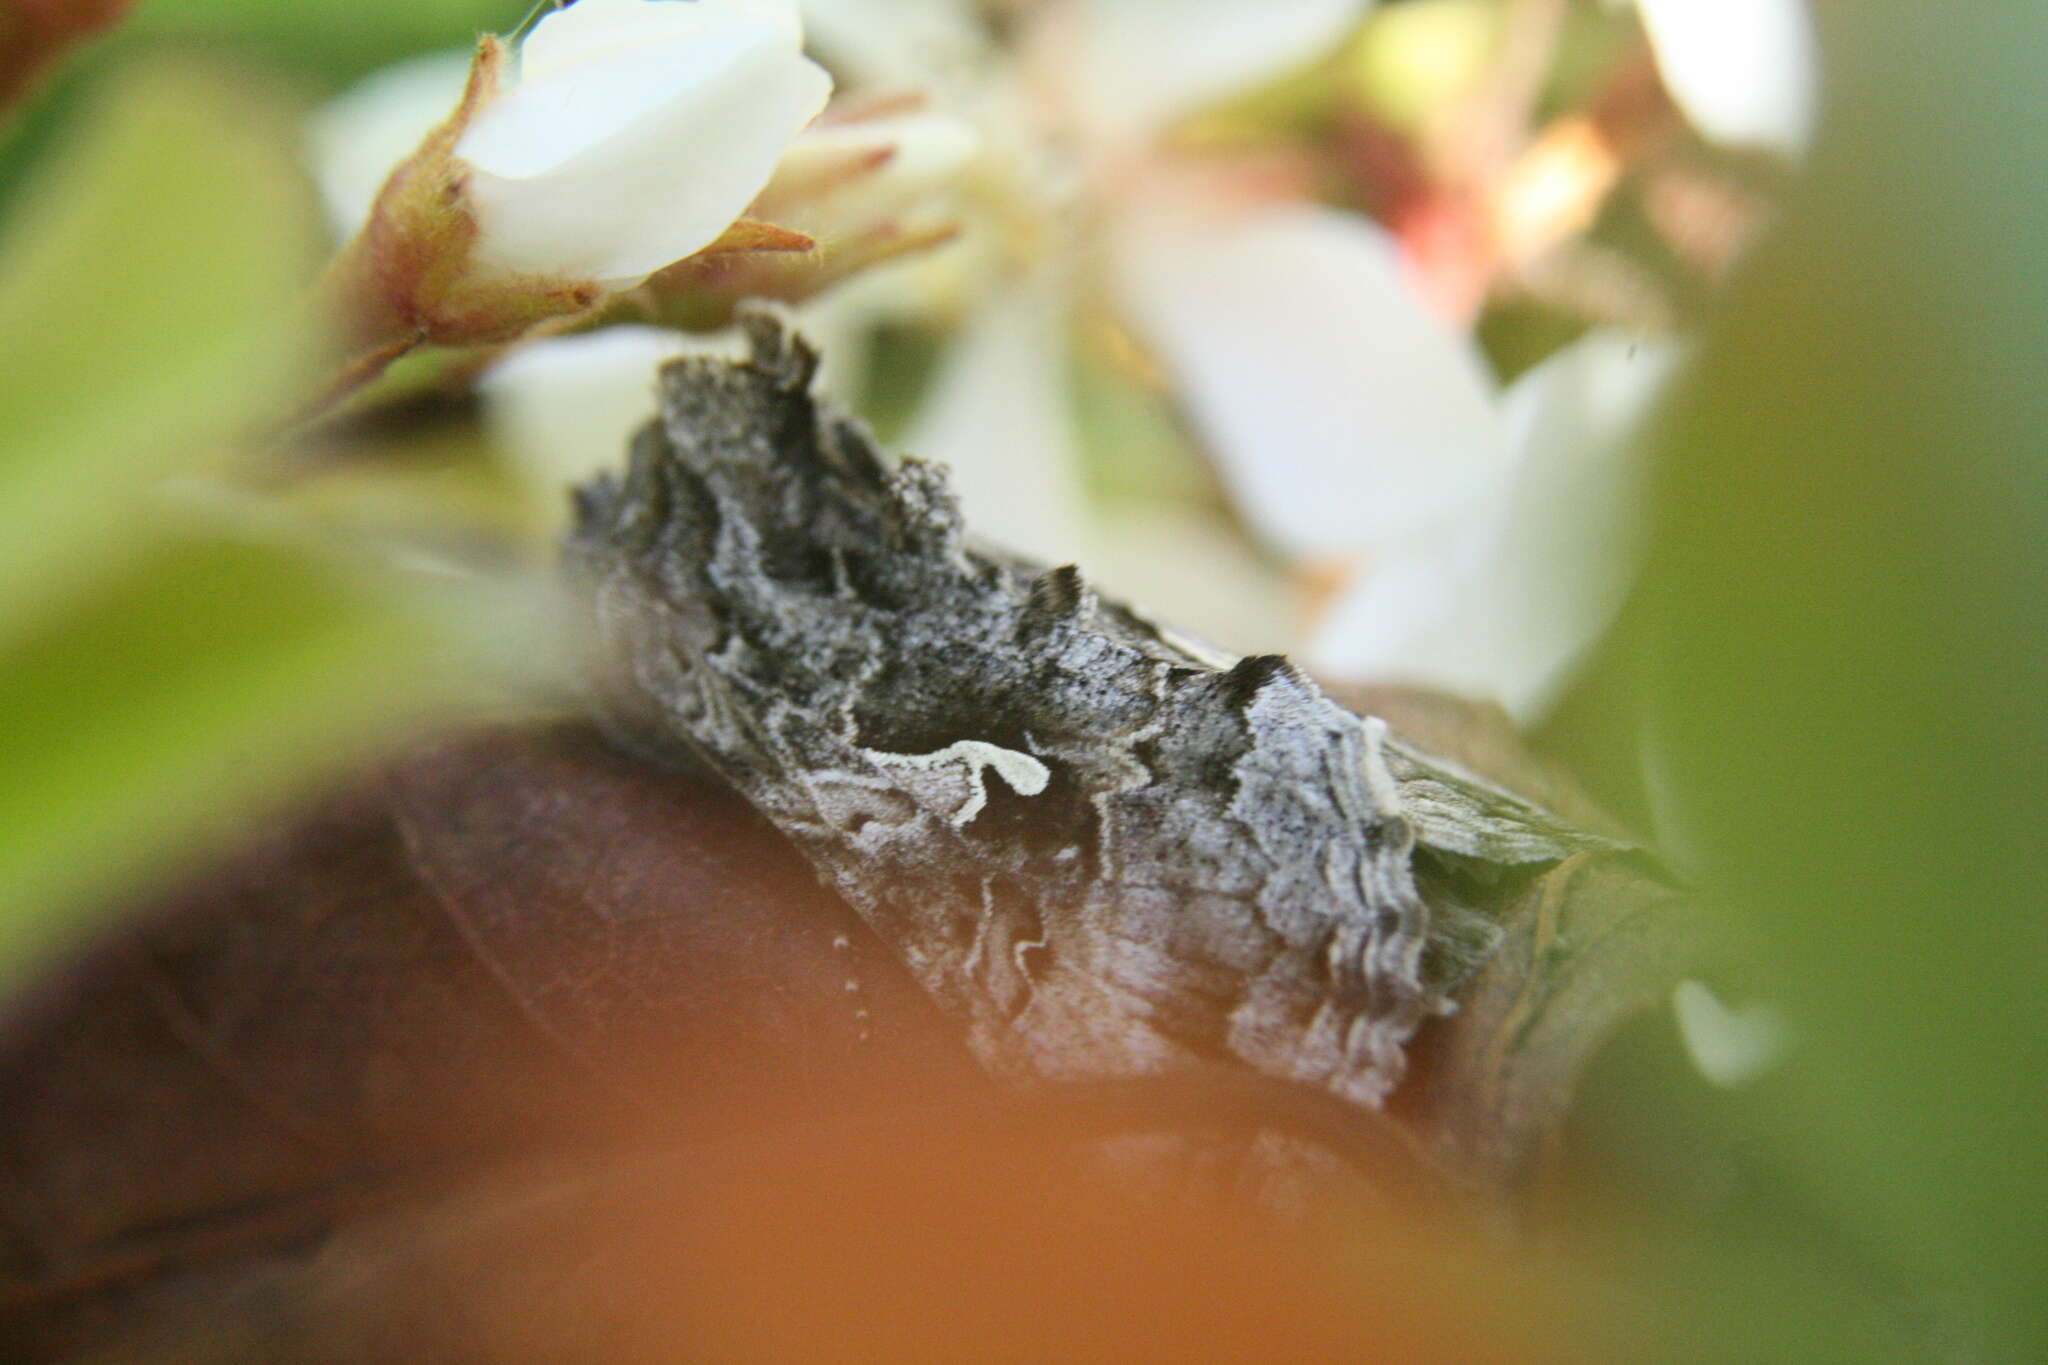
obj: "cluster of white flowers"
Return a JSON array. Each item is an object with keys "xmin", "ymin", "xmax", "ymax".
[
  {"xmin": 315, "ymin": 0, "xmax": 1817, "ymax": 725},
  {"xmin": 794, "ymin": 0, "xmax": 1692, "ymax": 719}
]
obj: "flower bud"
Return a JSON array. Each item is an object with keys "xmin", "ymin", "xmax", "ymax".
[
  {"xmin": 761, "ymin": 98, "xmax": 980, "ymax": 234},
  {"xmin": 455, "ymin": 0, "xmax": 832, "ymax": 287},
  {"xmin": 630, "ymin": 96, "xmax": 977, "ymax": 323},
  {"xmin": 322, "ymin": 0, "xmax": 832, "ymax": 353}
]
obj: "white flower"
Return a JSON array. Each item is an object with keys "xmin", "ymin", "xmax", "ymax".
[
  {"xmin": 455, "ymin": 0, "xmax": 833, "ymax": 286},
  {"xmin": 798, "ymin": 3, "xmax": 1500, "ymax": 584},
  {"xmin": 797, "ymin": 0, "xmax": 984, "ymax": 89},
  {"xmin": 467, "ymin": 2, "xmax": 1681, "ymax": 702},
  {"xmin": 1305, "ymin": 330, "xmax": 1680, "ymax": 720},
  {"xmin": 1109, "ymin": 195, "xmax": 1502, "ymax": 558},
  {"xmin": 897, "ymin": 274, "xmax": 1093, "ymax": 567},
  {"xmin": 478, "ymin": 325, "xmax": 709, "ymax": 504},
  {"xmin": 816, "ymin": 0, "xmax": 1686, "ymax": 709},
  {"xmin": 1058, "ymin": 0, "xmax": 1377, "ymax": 153},
  {"xmin": 813, "ymin": 1, "xmax": 1579, "ymax": 665},
  {"xmin": 1634, "ymin": 0, "xmax": 1819, "ymax": 157}
]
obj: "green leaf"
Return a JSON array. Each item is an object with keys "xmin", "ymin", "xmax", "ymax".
[
  {"xmin": 1633, "ymin": 2, "xmax": 2048, "ymax": 1356},
  {"xmin": 0, "ymin": 60, "xmax": 472, "ymax": 978},
  {"xmin": 0, "ymin": 534, "xmax": 451, "ymax": 974},
  {"xmin": 0, "ymin": 57, "xmax": 323, "ymax": 630}
]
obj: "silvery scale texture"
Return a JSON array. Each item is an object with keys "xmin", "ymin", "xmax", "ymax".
[{"xmin": 567, "ymin": 314, "xmax": 1621, "ymax": 1109}]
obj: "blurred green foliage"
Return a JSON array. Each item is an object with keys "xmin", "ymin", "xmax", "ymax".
[
  {"xmin": 0, "ymin": 58, "xmax": 453, "ymax": 973},
  {"xmin": 0, "ymin": 1, "xmax": 526, "ymax": 214},
  {"xmin": 0, "ymin": 58, "xmax": 319, "ymax": 613},
  {"xmin": 1625, "ymin": 0, "xmax": 2048, "ymax": 1357},
  {"xmin": 0, "ymin": 538, "xmax": 447, "ymax": 952},
  {"xmin": 129, "ymin": 0, "xmax": 521, "ymax": 87}
]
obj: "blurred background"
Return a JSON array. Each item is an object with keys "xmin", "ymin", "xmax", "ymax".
[{"xmin": 1, "ymin": 0, "xmax": 2043, "ymax": 1359}]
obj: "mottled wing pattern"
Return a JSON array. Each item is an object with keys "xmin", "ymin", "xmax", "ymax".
[{"xmin": 568, "ymin": 313, "xmax": 1620, "ymax": 1107}]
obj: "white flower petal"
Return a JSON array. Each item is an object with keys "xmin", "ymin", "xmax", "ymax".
[
  {"xmin": 1080, "ymin": 506, "xmax": 1296, "ymax": 658},
  {"xmin": 465, "ymin": 31, "xmax": 756, "ymax": 180},
  {"xmin": 1674, "ymin": 981, "xmax": 1789, "ymax": 1089},
  {"xmin": 1070, "ymin": 0, "xmax": 1372, "ymax": 141},
  {"xmin": 306, "ymin": 50, "xmax": 473, "ymax": 239},
  {"xmin": 702, "ymin": 0, "xmax": 809, "ymax": 45},
  {"xmin": 1636, "ymin": 0, "xmax": 1818, "ymax": 156},
  {"xmin": 1112, "ymin": 200, "xmax": 1505, "ymax": 558},
  {"xmin": 1306, "ymin": 511, "xmax": 1502, "ymax": 691},
  {"xmin": 521, "ymin": 0, "xmax": 804, "ymax": 80},
  {"xmin": 773, "ymin": 107, "xmax": 980, "ymax": 230},
  {"xmin": 458, "ymin": 0, "xmax": 833, "ymax": 284},
  {"xmin": 901, "ymin": 278, "xmax": 1091, "ymax": 566},
  {"xmin": 1306, "ymin": 330, "xmax": 1679, "ymax": 719},
  {"xmin": 799, "ymin": 0, "xmax": 987, "ymax": 88},
  {"xmin": 480, "ymin": 325, "xmax": 696, "ymax": 507}
]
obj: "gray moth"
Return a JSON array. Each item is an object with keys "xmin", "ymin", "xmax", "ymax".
[{"xmin": 566, "ymin": 313, "xmax": 1626, "ymax": 1110}]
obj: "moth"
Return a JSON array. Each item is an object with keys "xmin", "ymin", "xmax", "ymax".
[
  {"xmin": 0, "ymin": 317, "xmax": 1674, "ymax": 1362},
  {"xmin": 568, "ymin": 312, "xmax": 1626, "ymax": 1111}
]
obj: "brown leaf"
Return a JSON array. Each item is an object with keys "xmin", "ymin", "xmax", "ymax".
[
  {"xmin": 0, "ymin": 715, "xmax": 1676, "ymax": 1359},
  {"xmin": 0, "ymin": 723, "xmax": 975, "ymax": 1351}
]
